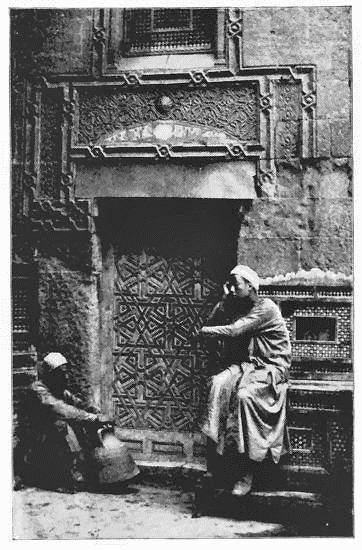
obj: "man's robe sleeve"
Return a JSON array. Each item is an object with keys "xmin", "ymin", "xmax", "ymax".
[
  {"xmin": 63, "ymin": 390, "xmax": 101, "ymax": 414},
  {"xmin": 201, "ymin": 302, "xmax": 268, "ymax": 338},
  {"xmin": 31, "ymin": 383, "xmax": 97, "ymax": 423}
]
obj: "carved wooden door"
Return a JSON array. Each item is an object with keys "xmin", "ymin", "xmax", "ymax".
[{"xmin": 109, "ymin": 199, "xmax": 238, "ymax": 462}]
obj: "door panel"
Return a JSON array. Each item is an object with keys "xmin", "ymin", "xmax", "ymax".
[{"xmin": 107, "ymin": 199, "xmax": 238, "ymax": 462}]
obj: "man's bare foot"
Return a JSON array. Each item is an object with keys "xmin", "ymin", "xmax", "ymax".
[{"xmin": 232, "ymin": 472, "xmax": 253, "ymax": 496}]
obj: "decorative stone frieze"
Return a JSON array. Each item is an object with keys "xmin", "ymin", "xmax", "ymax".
[
  {"xmin": 76, "ymin": 82, "xmax": 259, "ymax": 145},
  {"xmin": 18, "ymin": 63, "xmax": 316, "ymax": 229}
]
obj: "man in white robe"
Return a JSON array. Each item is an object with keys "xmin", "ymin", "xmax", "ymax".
[{"xmin": 197, "ymin": 265, "xmax": 291, "ymax": 496}]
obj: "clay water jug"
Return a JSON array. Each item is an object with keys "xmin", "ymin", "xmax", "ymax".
[{"xmin": 92, "ymin": 425, "xmax": 140, "ymax": 485}]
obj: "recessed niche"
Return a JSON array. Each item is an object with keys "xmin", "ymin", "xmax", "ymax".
[{"xmin": 295, "ymin": 316, "xmax": 337, "ymax": 342}]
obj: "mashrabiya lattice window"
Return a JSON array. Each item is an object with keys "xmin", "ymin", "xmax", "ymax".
[{"xmin": 123, "ymin": 8, "xmax": 216, "ymax": 56}]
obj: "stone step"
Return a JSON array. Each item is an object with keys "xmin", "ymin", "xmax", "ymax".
[
  {"xmin": 135, "ymin": 459, "xmax": 329, "ymax": 493},
  {"xmin": 192, "ymin": 486, "xmax": 352, "ymax": 536},
  {"xmin": 135, "ymin": 459, "xmax": 352, "ymax": 535}
]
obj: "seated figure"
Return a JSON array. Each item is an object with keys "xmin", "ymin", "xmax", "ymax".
[
  {"xmin": 196, "ymin": 265, "xmax": 291, "ymax": 496},
  {"xmin": 18, "ymin": 352, "xmax": 138, "ymax": 492}
]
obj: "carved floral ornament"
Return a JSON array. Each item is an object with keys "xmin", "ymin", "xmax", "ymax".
[
  {"xmin": 76, "ymin": 82, "xmax": 260, "ymax": 145},
  {"xmin": 72, "ymin": 81, "xmax": 265, "ymax": 160}
]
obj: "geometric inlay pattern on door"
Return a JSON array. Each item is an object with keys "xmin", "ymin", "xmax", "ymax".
[{"xmin": 113, "ymin": 249, "xmax": 219, "ymax": 432}]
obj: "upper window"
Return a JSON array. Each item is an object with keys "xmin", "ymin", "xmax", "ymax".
[{"xmin": 123, "ymin": 8, "xmax": 216, "ymax": 56}]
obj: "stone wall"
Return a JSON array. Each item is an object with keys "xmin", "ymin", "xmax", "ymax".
[
  {"xmin": 238, "ymin": 7, "xmax": 352, "ymax": 278},
  {"xmin": 11, "ymin": 9, "xmax": 94, "ymax": 76},
  {"xmin": 35, "ymin": 232, "xmax": 101, "ymax": 406}
]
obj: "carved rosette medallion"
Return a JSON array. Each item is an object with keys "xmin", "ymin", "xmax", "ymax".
[{"xmin": 156, "ymin": 95, "xmax": 174, "ymax": 116}]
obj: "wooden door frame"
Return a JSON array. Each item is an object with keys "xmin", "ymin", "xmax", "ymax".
[{"xmin": 97, "ymin": 197, "xmax": 241, "ymax": 464}]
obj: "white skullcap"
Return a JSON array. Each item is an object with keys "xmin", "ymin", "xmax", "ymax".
[
  {"xmin": 43, "ymin": 352, "xmax": 68, "ymax": 371},
  {"xmin": 230, "ymin": 265, "xmax": 259, "ymax": 292}
]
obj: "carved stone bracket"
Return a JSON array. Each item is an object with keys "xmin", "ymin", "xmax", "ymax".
[{"xmin": 255, "ymin": 160, "xmax": 277, "ymax": 198}]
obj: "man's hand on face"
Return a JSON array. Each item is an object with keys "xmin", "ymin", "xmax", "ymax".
[
  {"xmin": 222, "ymin": 280, "xmax": 236, "ymax": 303},
  {"xmin": 223, "ymin": 282, "xmax": 230, "ymax": 298}
]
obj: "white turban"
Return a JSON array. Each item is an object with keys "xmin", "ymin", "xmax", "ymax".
[
  {"xmin": 42, "ymin": 352, "xmax": 68, "ymax": 371},
  {"xmin": 230, "ymin": 265, "xmax": 259, "ymax": 292}
]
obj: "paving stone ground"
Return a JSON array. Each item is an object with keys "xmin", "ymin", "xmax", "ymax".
[{"xmin": 13, "ymin": 484, "xmax": 296, "ymax": 540}]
